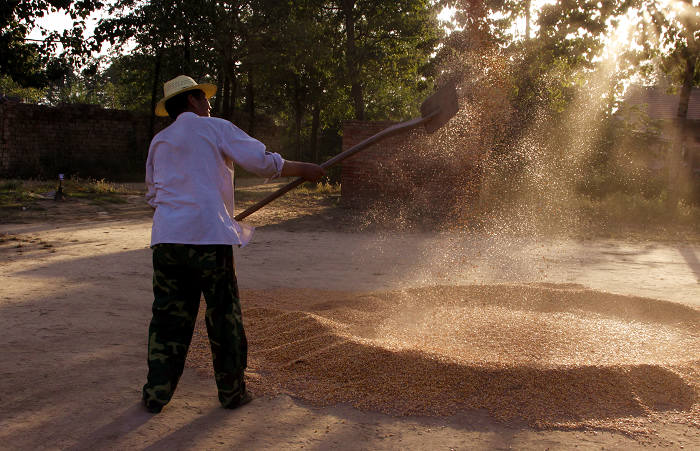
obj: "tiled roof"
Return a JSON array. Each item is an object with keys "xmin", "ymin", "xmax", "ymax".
[{"xmin": 624, "ymin": 86, "xmax": 700, "ymax": 120}]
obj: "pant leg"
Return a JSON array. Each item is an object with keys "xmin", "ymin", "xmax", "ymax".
[
  {"xmin": 200, "ymin": 245, "xmax": 248, "ymax": 407},
  {"xmin": 143, "ymin": 244, "xmax": 202, "ymax": 409}
]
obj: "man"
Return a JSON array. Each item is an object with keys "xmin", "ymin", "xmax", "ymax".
[{"xmin": 143, "ymin": 75, "xmax": 324, "ymax": 413}]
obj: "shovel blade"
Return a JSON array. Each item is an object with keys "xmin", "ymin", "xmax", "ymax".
[{"xmin": 420, "ymin": 81, "xmax": 459, "ymax": 134}]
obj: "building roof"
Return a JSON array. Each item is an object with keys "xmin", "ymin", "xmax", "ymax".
[{"xmin": 624, "ymin": 86, "xmax": 700, "ymax": 120}]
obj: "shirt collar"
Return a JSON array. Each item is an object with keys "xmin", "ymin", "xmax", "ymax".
[{"xmin": 177, "ymin": 112, "xmax": 198, "ymax": 121}]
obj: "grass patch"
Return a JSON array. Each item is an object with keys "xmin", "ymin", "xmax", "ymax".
[
  {"xmin": 66, "ymin": 177, "xmax": 134, "ymax": 195},
  {"xmin": 562, "ymin": 192, "xmax": 700, "ymax": 241},
  {"xmin": 295, "ymin": 181, "xmax": 341, "ymax": 196},
  {"xmin": 0, "ymin": 179, "xmax": 54, "ymax": 209},
  {"xmin": 579, "ymin": 192, "xmax": 700, "ymax": 228},
  {"xmin": 235, "ymin": 179, "xmax": 340, "ymax": 204},
  {"xmin": 0, "ymin": 180, "xmax": 22, "ymax": 191},
  {"xmin": 0, "ymin": 177, "xmax": 136, "ymax": 209},
  {"xmin": 61, "ymin": 177, "xmax": 136, "ymax": 204}
]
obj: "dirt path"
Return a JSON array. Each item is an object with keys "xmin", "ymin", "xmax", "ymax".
[{"xmin": 0, "ymin": 193, "xmax": 698, "ymax": 449}]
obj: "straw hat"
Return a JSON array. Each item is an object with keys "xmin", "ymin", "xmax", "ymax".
[{"xmin": 155, "ymin": 75, "xmax": 217, "ymax": 117}]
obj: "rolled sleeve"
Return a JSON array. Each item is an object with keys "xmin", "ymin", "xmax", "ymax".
[{"xmin": 219, "ymin": 121, "xmax": 284, "ymax": 178}]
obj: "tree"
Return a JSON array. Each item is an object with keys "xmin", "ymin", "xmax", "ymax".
[
  {"xmin": 617, "ymin": 0, "xmax": 700, "ymax": 201},
  {"xmin": 333, "ymin": 0, "xmax": 441, "ymax": 120},
  {"xmin": 246, "ymin": 0, "xmax": 343, "ymax": 160},
  {"xmin": 1, "ymin": 0, "xmax": 101, "ymax": 89},
  {"xmin": 95, "ymin": 0, "xmax": 214, "ymax": 135},
  {"xmin": 627, "ymin": 0, "xmax": 699, "ymax": 117},
  {"xmin": 91, "ymin": 0, "xmax": 441, "ymax": 165}
]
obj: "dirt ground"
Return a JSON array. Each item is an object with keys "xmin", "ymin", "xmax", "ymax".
[{"xmin": 0, "ymin": 180, "xmax": 698, "ymax": 450}]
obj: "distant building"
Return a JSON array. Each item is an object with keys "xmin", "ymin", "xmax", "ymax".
[
  {"xmin": 625, "ymin": 86, "xmax": 700, "ymax": 121},
  {"xmin": 623, "ymin": 86, "xmax": 700, "ymax": 175}
]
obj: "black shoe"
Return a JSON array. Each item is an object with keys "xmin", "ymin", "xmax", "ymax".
[
  {"xmin": 222, "ymin": 390, "xmax": 254, "ymax": 409},
  {"xmin": 143, "ymin": 398, "xmax": 164, "ymax": 414}
]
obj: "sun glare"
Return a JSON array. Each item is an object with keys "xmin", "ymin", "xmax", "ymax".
[{"xmin": 601, "ymin": 9, "xmax": 637, "ymax": 60}]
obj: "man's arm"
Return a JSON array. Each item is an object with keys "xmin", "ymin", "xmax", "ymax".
[
  {"xmin": 280, "ymin": 161, "xmax": 325, "ymax": 182},
  {"xmin": 216, "ymin": 119, "xmax": 325, "ymax": 181},
  {"xmin": 145, "ymin": 143, "xmax": 157, "ymax": 209}
]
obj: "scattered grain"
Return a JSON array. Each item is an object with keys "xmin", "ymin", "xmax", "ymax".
[{"xmin": 187, "ymin": 284, "xmax": 699, "ymax": 437}]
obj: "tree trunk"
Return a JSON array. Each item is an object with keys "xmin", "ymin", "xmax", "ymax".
[
  {"xmin": 230, "ymin": 67, "xmax": 237, "ymax": 123},
  {"xmin": 214, "ymin": 65, "xmax": 224, "ymax": 115},
  {"xmin": 294, "ymin": 77, "xmax": 303, "ymax": 161},
  {"xmin": 525, "ymin": 0, "xmax": 531, "ymax": 40},
  {"xmin": 247, "ymin": 67, "xmax": 255, "ymax": 136},
  {"xmin": 222, "ymin": 57, "xmax": 237, "ymax": 122},
  {"xmin": 668, "ymin": 52, "xmax": 697, "ymax": 207},
  {"xmin": 311, "ymin": 100, "xmax": 321, "ymax": 163},
  {"xmin": 677, "ymin": 52, "xmax": 696, "ymax": 120},
  {"xmin": 149, "ymin": 44, "xmax": 164, "ymax": 145},
  {"xmin": 183, "ymin": 34, "xmax": 191, "ymax": 74},
  {"xmin": 350, "ymin": 83, "xmax": 364, "ymax": 120},
  {"xmin": 222, "ymin": 69, "xmax": 231, "ymax": 120},
  {"xmin": 342, "ymin": 0, "xmax": 364, "ymax": 120}
]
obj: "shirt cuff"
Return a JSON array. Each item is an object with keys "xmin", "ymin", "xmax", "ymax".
[{"xmin": 265, "ymin": 154, "xmax": 285, "ymax": 182}]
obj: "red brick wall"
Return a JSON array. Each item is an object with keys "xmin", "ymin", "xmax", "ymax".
[
  {"xmin": 340, "ymin": 120, "xmax": 400, "ymax": 208},
  {"xmin": 0, "ymin": 99, "xmax": 169, "ymax": 180},
  {"xmin": 0, "ymin": 99, "xmax": 286, "ymax": 181}
]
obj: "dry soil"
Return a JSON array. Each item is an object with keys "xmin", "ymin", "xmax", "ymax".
[{"xmin": 0, "ymin": 180, "xmax": 699, "ymax": 450}]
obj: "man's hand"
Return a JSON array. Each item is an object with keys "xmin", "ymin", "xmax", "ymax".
[
  {"xmin": 281, "ymin": 161, "xmax": 326, "ymax": 182},
  {"xmin": 300, "ymin": 163, "xmax": 325, "ymax": 182}
]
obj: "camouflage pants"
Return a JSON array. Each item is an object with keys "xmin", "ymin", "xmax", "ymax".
[{"xmin": 142, "ymin": 244, "xmax": 247, "ymax": 410}]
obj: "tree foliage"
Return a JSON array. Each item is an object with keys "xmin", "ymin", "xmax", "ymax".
[
  {"xmin": 4, "ymin": 0, "xmax": 698, "ymax": 182},
  {"xmin": 436, "ymin": 0, "xmax": 699, "ymax": 206},
  {"xmin": 90, "ymin": 0, "xmax": 439, "ymax": 161},
  {"xmin": 0, "ymin": 0, "xmax": 101, "ymax": 89}
]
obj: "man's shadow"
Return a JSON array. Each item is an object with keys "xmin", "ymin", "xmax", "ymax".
[
  {"xmin": 678, "ymin": 245, "xmax": 700, "ymax": 284},
  {"xmin": 68, "ymin": 402, "xmax": 153, "ymax": 450}
]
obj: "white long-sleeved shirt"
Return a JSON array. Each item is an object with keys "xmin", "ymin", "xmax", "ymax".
[{"xmin": 145, "ymin": 112, "xmax": 284, "ymax": 247}]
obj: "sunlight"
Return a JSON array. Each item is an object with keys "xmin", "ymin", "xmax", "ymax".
[
  {"xmin": 508, "ymin": 0, "xmax": 558, "ymax": 38},
  {"xmin": 26, "ymin": 2, "xmax": 123, "ymax": 55},
  {"xmin": 438, "ymin": 5, "xmax": 461, "ymax": 36},
  {"xmin": 597, "ymin": 0, "xmax": 699, "ymax": 84},
  {"xmin": 600, "ymin": 8, "xmax": 638, "ymax": 61},
  {"xmin": 663, "ymin": 0, "xmax": 700, "ymax": 19},
  {"xmin": 437, "ymin": 5, "xmax": 456, "ymax": 23}
]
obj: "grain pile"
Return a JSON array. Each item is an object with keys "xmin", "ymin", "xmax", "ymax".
[{"xmin": 186, "ymin": 284, "xmax": 699, "ymax": 435}]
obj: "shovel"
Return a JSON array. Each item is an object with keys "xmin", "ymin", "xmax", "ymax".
[{"xmin": 234, "ymin": 82, "xmax": 459, "ymax": 221}]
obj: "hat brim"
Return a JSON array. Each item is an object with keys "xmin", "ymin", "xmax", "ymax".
[{"xmin": 155, "ymin": 83, "xmax": 217, "ymax": 117}]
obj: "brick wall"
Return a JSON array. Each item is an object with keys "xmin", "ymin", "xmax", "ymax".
[
  {"xmin": 0, "ymin": 99, "xmax": 284, "ymax": 181},
  {"xmin": 340, "ymin": 120, "xmax": 398, "ymax": 208},
  {"xmin": 340, "ymin": 120, "xmax": 484, "ymax": 220},
  {"xmin": 0, "ymin": 99, "xmax": 168, "ymax": 180}
]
